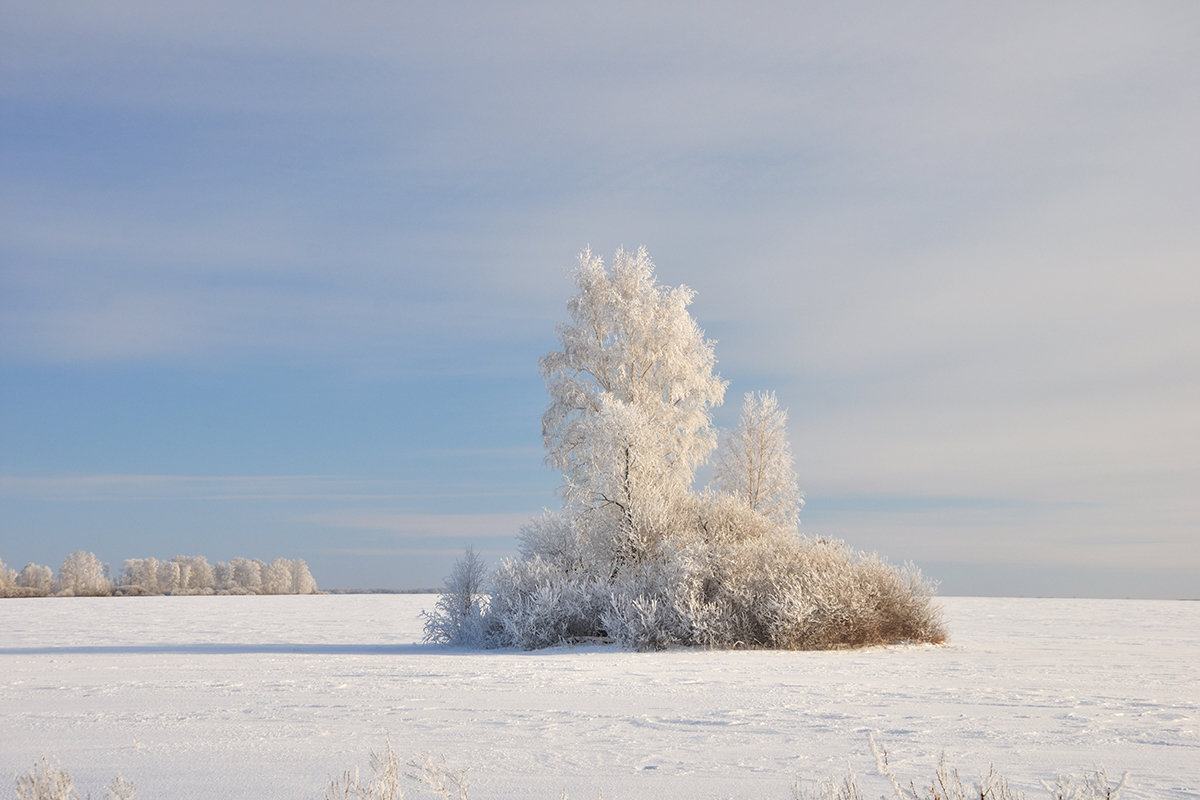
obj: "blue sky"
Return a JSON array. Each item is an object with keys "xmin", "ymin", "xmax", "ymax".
[{"xmin": 2, "ymin": 2, "xmax": 1197, "ymax": 597}]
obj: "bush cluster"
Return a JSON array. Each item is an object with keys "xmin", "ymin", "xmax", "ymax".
[{"xmin": 427, "ymin": 497, "xmax": 944, "ymax": 651}]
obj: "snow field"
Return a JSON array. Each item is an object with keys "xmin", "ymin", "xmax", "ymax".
[{"xmin": 1, "ymin": 595, "xmax": 1197, "ymax": 799}]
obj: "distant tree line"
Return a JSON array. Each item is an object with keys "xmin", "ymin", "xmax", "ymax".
[{"xmin": 0, "ymin": 551, "xmax": 318, "ymax": 597}]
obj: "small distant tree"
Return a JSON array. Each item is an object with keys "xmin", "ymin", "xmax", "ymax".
[
  {"xmin": 55, "ymin": 551, "xmax": 111, "ymax": 597},
  {"xmin": 289, "ymin": 559, "xmax": 318, "ymax": 594},
  {"xmin": 262, "ymin": 558, "xmax": 292, "ymax": 594},
  {"xmin": 179, "ymin": 556, "xmax": 215, "ymax": 593},
  {"xmin": 16, "ymin": 563, "xmax": 54, "ymax": 596},
  {"xmin": 119, "ymin": 558, "xmax": 160, "ymax": 595},
  {"xmin": 712, "ymin": 391, "xmax": 803, "ymax": 529},
  {"xmin": 156, "ymin": 559, "xmax": 182, "ymax": 595},
  {"xmin": 0, "ymin": 557, "xmax": 16, "ymax": 598},
  {"xmin": 173, "ymin": 557, "xmax": 193, "ymax": 592},
  {"xmin": 229, "ymin": 557, "xmax": 264, "ymax": 594}
]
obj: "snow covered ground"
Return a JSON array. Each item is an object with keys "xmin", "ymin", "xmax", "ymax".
[{"xmin": 1, "ymin": 595, "xmax": 1196, "ymax": 799}]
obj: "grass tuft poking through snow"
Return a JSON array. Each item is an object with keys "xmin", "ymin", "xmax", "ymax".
[
  {"xmin": 7, "ymin": 739, "xmax": 1133, "ymax": 800},
  {"xmin": 324, "ymin": 739, "xmax": 470, "ymax": 800},
  {"xmin": 15, "ymin": 757, "xmax": 76, "ymax": 800}
]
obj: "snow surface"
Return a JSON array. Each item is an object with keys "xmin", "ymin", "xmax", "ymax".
[{"xmin": 1, "ymin": 595, "xmax": 1196, "ymax": 799}]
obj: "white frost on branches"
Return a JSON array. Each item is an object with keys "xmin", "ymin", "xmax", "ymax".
[
  {"xmin": 540, "ymin": 246, "xmax": 727, "ymax": 554},
  {"xmin": 712, "ymin": 391, "xmax": 803, "ymax": 530},
  {"xmin": 424, "ymin": 246, "xmax": 944, "ymax": 651},
  {"xmin": 0, "ymin": 552, "xmax": 318, "ymax": 597},
  {"xmin": 55, "ymin": 550, "xmax": 112, "ymax": 597}
]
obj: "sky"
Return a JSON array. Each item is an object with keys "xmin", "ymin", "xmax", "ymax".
[{"xmin": 1, "ymin": 2, "xmax": 1197, "ymax": 598}]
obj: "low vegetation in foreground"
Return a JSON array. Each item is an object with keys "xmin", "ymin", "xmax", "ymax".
[
  {"xmin": 11, "ymin": 738, "xmax": 1129, "ymax": 800},
  {"xmin": 425, "ymin": 248, "xmax": 945, "ymax": 651}
]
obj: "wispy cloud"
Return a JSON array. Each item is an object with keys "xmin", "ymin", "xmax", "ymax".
[
  {"xmin": 303, "ymin": 511, "xmax": 532, "ymax": 540},
  {"xmin": 0, "ymin": 474, "xmax": 537, "ymax": 504}
]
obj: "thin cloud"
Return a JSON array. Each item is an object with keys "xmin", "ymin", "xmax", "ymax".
[{"xmin": 303, "ymin": 511, "xmax": 532, "ymax": 540}]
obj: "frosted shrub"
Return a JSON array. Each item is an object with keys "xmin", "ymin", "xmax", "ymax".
[
  {"xmin": 487, "ymin": 555, "xmax": 611, "ymax": 649},
  {"xmin": 423, "ymin": 547, "xmax": 491, "ymax": 647},
  {"xmin": 15, "ymin": 757, "xmax": 77, "ymax": 800},
  {"xmin": 468, "ymin": 511, "xmax": 944, "ymax": 651},
  {"xmin": 600, "ymin": 555, "xmax": 693, "ymax": 650}
]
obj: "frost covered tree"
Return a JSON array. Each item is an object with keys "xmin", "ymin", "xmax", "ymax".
[
  {"xmin": 712, "ymin": 391, "xmax": 803, "ymax": 529},
  {"xmin": 229, "ymin": 557, "xmax": 264, "ymax": 594},
  {"xmin": 263, "ymin": 558, "xmax": 293, "ymax": 595},
  {"xmin": 3, "ymin": 552, "xmax": 314, "ymax": 598},
  {"xmin": 156, "ymin": 559, "xmax": 182, "ymax": 595},
  {"xmin": 289, "ymin": 559, "xmax": 318, "ymax": 594},
  {"xmin": 16, "ymin": 563, "xmax": 53, "ymax": 596},
  {"xmin": 120, "ymin": 556, "xmax": 217, "ymax": 595},
  {"xmin": 174, "ymin": 555, "xmax": 215, "ymax": 594},
  {"xmin": 55, "ymin": 551, "xmax": 112, "ymax": 596},
  {"xmin": 540, "ymin": 246, "xmax": 727, "ymax": 561},
  {"xmin": 120, "ymin": 558, "xmax": 161, "ymax": 594},
  {"xmin": 0, "ymin": 557, "xmax": 16, "ymax": 598}
]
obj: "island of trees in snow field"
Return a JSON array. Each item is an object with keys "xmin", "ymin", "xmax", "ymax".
[{"xmin": 425, "ymin": 246, "xmax": 946, "ymax": 651}]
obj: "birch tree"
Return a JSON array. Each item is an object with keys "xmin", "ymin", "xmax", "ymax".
[
  {"xmin": 289, "ymin": 558, "xmax": 318, "ymax": 594},
  {"xmin": 712, "ymin": 391, "xmax": 802, "ymax": 529},
  {"xmin": 17, "ymin": 563, "xmax": 53, "ymax": 596},
  {"xmin": 55, "ymin": 550, "xmax": 112, "ymax": 596},
  {"xmin": 0, "ymin": 558, "xmax": 16, "ymax": 597},
  {"xmin": 540, "ymin": 247, "xmax": 726, "ymax": 557}
]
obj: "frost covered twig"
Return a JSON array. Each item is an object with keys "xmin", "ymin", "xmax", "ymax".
[
  {"xmin": 106, "ymin": 774, "xmax": 136, "ymax": 800},
  {"xmin": 15, "ymin": 757, "xmax": 77, "ymax": 800},
  {"xmin": 324, "ymin": 738, "xmax": 405, "ymax": 800},
  {"xmin": 406, "ymin": 753, "xmax": 469, "ymax": 800},
  {"xmin": 1041, "ymin": 767, "xmax": 1128, "ymax": 800}
]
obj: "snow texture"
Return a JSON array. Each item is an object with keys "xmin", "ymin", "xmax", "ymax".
[{"xmin": 1, "ymin": 595, "xmax": 1197, "ymax": 799}]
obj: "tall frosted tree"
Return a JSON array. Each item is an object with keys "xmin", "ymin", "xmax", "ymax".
[
  {"xmin": 540, "ymin": 247, "xmax": 727, "ymax": 556},
  {"xmin": 712, "ymin": 391, "xmax": 802, "ymax": 529}
]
